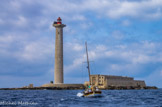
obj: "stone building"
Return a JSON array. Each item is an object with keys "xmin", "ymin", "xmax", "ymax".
[{"xmin": 90, "ymin": 75, "xmax": 146, "ymax": 88}]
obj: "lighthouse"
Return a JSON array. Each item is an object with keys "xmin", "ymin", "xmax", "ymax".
[{"xmin": 53, "ymin": 17, "xmax": 66, "ymax": 84}]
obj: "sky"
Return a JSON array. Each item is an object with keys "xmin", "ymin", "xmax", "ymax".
[{"xmin": 0, "ymin": 0, "xmax": 162, "ymax": 88}]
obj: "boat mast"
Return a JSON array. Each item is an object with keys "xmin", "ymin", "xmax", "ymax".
[{"xmin": 85, "ymin": 42, "xmax": 91, "ymax": 85}]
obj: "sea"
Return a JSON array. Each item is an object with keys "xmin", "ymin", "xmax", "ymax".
[{"xmin": 0, "ymin": 89, "xmax": 162, "ymax": 107}]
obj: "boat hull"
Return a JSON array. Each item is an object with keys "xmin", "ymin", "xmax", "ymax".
[{"xmin": 83, "ymin": 91, "xmax": 102, "ymax": 97}]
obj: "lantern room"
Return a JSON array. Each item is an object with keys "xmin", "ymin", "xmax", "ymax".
[{"xmin": 57, "ymin": 17, "xmax": 62, "ymax": 24}]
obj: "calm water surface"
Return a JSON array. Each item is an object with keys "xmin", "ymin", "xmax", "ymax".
[{"xmin": 0, "ymin": 89, "xmax": 162, "ymax": 107}]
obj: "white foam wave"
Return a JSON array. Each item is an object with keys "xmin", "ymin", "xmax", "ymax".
[{"xmin": 77, "ymin": 92, "xmax": 83, "ymax": 97}]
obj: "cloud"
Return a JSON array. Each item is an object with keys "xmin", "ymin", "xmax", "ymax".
[
  {"xmin": 106, "ymin": 0, "xmax": 162, "ymax": 19},
  {"xmin": 0, "ymin": 18, "xmax": 4, "ymax": 25},
  {"xmin": 64, "ymin": 42, "xmax": 85, "ymax": 73},
  {"xmin": 111, "ymin": 30, "xmax": 124, "ymax": 40},
  {"xmin": 1, "ymin": 0, "xmax": 162, "ymax": 32},
  {"xmin": 72, "ymin": 15, "xmax": 86, "ymax": 21},
  {"xmin": 121, "ymin": 20, "xmax": 131, "ymax": 26},
  {"xmin": 24, "ymin": 0, "xmax": 162, "ymax": 21},
  {"xmin": 1, "ymin": 0, "xmax": 162, "ymax": 37},
  {"xmin": 69, "ymin": 41, "xmax": 162, "ymax": 76},
  {"xmin": 14, "ymin": 16, "xmax": 28, "ymax": 27},
  {"xmin": 80, "ymin": 22, "xmax": 93, "ymax": 29},
  {"xmin": 0, "ymin": 34, "xmax": 14, "ymax": 44},
  {"xmin": 142, "ymin": 69, "xmax": 162, "ymax": 87},
  {"xmin": 160, "ymin": 70, "xmax": 162, "ymax": 77},
  {"xmin": 0, "ymin": 33, "xmax": 28, "ymax": 54},
  {"xmin": 96, "ymin": 45, "xmax": 107, "ymax": 51},
  {"xmin": 60, "ymin": 40, "xmax": 162, "ymax": 85},
  {"xmin": 16, "ymin": 39, "xmax": 54, "ymax": 62},
  {"xmin": 24, "ymin": 40, "xmax": 53, "ymax": 62},
  {"xmin": 0, "ymin": 32, "xmax": 54, "ymax": 63}
]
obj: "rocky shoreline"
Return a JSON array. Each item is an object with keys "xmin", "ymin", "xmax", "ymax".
[
  {"xmin": 102, "ymin": 86, "xmax": 158, "ymax": 90},
  {"xmin": 0, "ymin": 86, "xmax": 157, "ymax": 90}
]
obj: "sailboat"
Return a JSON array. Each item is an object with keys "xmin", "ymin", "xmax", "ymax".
[{"xmin": 82, "ymin": 42, "xmax": 102, "ymax": 97}]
